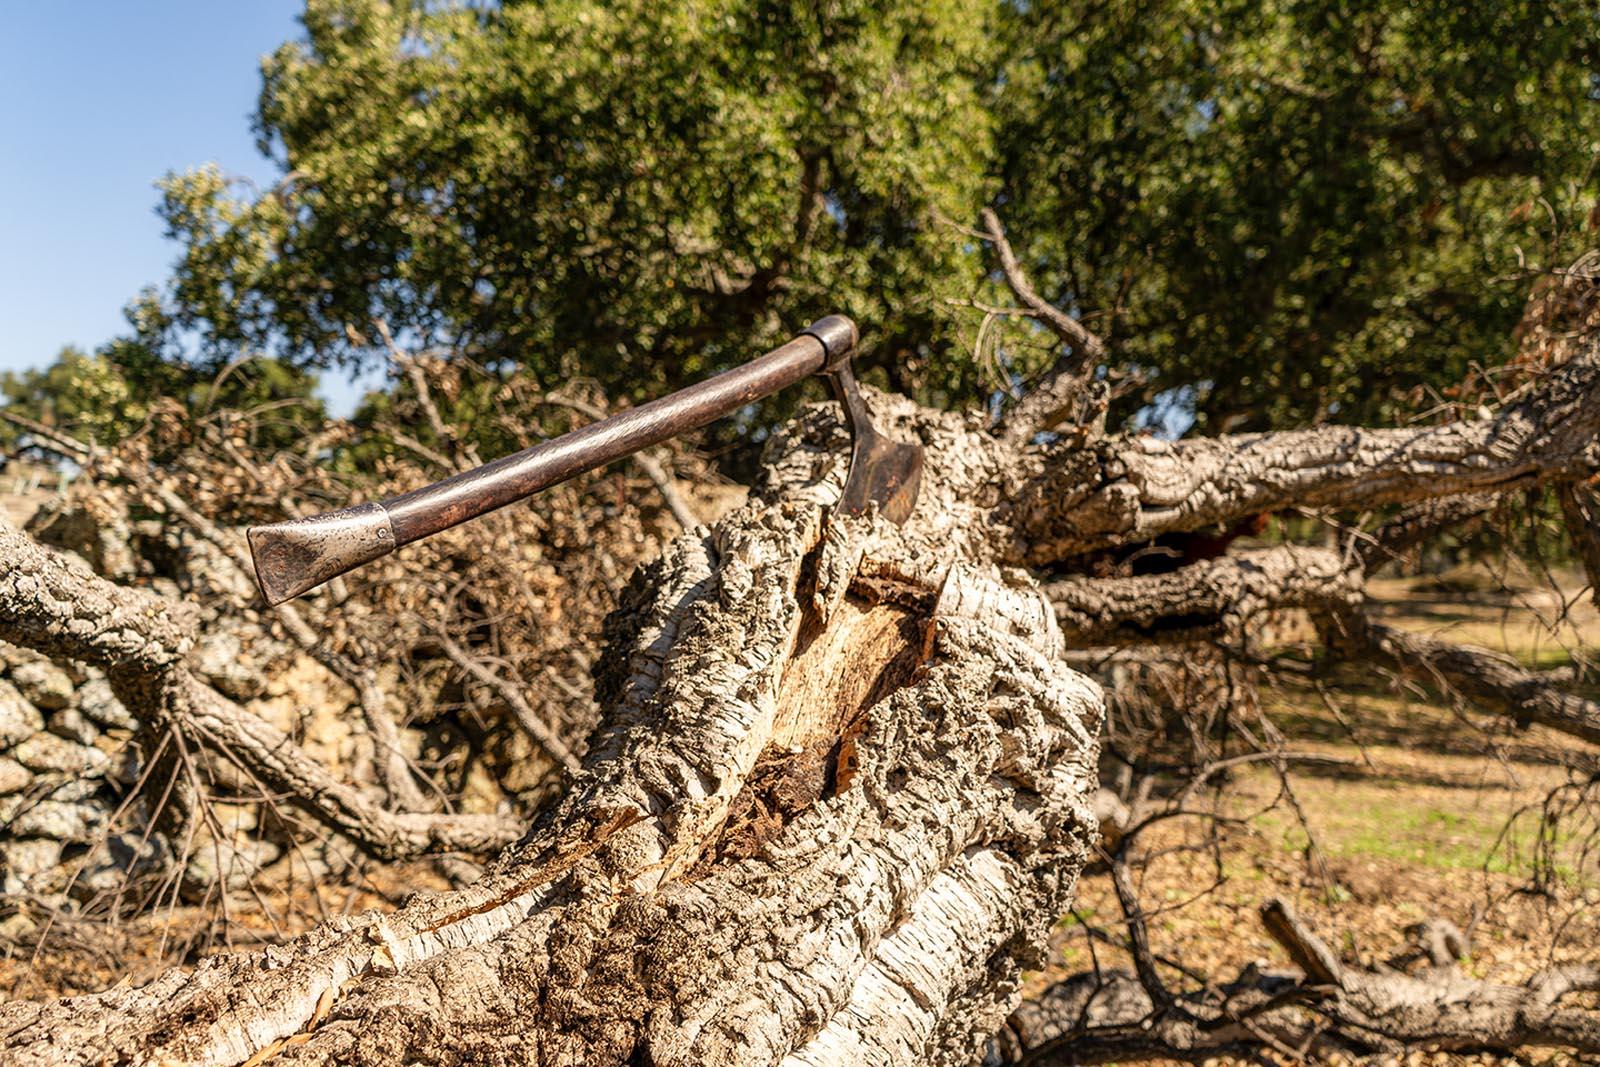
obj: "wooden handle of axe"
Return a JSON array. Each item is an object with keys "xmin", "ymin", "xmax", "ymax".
[{"xmin": 246, "ymin": 316, "xmax": 860, "ymax": 605}]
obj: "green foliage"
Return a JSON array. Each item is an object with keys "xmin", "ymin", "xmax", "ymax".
[
  {"xmin": 156, "ymin": 0, "xmax": 997, "ymax": 406},
  {"xmin": 994, "ymin": 0, "xmax": 1600, "ymax": 430},
  {"xmin": 1, "ymin": 340, "xmax": 327, "ymax": 455},
  {"xmin": 134, "ymin": 0, "xmax": 1600, "ymax": 431},
  {"xmin": 1, "ymin": 348, "xmax": 145, "ymax": 448}
]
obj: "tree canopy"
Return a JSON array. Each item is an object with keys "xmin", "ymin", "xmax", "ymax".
[{"xmin": 116, "ymin": 0, "xmax": 1600, "ymax": 430}]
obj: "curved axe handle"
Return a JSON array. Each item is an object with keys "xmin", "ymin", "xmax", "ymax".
[{"xmin": 248, "ymin": 316, "xmax": 865, "ymax": 605}]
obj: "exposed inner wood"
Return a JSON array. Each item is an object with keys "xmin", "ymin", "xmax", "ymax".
[
  {"xmin": 772, "ymin": 594, "xmax": 924, "ymax": 752},
  {"xmin": 698, "ymin": 593, "xmax": 925, "ymax": 870}
]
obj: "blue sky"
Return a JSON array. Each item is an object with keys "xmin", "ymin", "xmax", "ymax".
[{"xmin": 0, "ymin": 1, "xmax": 380, "ymax": 413}]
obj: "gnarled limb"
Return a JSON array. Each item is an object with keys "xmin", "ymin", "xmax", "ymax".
[
  {"xmin": 1047, "ymin": 546, "xmax": 1359, "ymax": 648},
  {"xmin": 0, "ymin": 523, "xmax": 523, "ymax": 862},
  {"xmin": 1008, "ymin": 343, "xmax": 1600, "ymax": 563},
  {"xmin": 995, "ymin": 898, "xmax": 1600, "ymax": 1064},
  {"xmin": 1348, "ymin": 616, "xmax": 1600, "ymax": 747}
]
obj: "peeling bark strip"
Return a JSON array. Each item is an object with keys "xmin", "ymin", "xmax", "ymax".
[
  {"xmin": 0, "ymin": 394, "xmax": 1104, "ymax": 1067},
  {"xmin": 1008, "ymin": 343, "xmax": 1600, "ymax": 562}
]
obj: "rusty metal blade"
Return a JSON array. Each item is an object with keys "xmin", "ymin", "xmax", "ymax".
[{"xmin": 837, "ymin": 436, "xmax": 923, "ymax": 524}]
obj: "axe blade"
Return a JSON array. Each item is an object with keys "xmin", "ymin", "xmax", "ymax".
[{"xmin": 837, "ymin": 432, "xmax": 924, "ymax": 524}]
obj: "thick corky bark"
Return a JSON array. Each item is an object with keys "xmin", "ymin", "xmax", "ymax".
[
  {"xmin": 1008, "ymin": 343, "xmax": 1600, "ymax": 563},
  {"xmin": 6, "ymin": 322, "xmax": 1600, "ymax": 1062},
  {"xmin": 0, "ymin": 393, "xmax": 1104, "ymax": 1067},
  {"xmin": 1047, "ymin": 546, "xmax": 1360, "ymax": 647}
]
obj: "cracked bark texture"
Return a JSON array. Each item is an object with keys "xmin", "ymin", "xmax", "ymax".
[
  {"xmin": 6, "ymin": 330, "xmax": 1600, "ymax": 1064},
  {"xmin": 0, "ymin": 392, "xmax": 1103, "ymax": 1067},
  {"xmin": 1047, "ymin": 546, "xmax": 1361, "ymax": 648},
  {"xmin": 1006, "ymin": 343, "xmax": 1600, "ymax": 563}
]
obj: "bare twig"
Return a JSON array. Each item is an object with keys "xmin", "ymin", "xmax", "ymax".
[
  {"xmin": 0, "ymin": 524, "xmax": 522, "ymax": 860},
  {"xmin": 978, "ymin": 208, "xmax": 1108, "ymax": 444},
  {"xmin": 0, "ymin": 409, "xmax": 93, "ymax": 462},
  {"xmin": 426, "ymin": 627, "xmax": 582, "ymax": 776},
  {"xmin": 542, "ymin": 392, "xmax": 701, "ymax": 531}
]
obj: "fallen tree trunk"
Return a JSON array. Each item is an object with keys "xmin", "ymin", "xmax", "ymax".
[
  {"xmin": 5, "ymin": 323, "xmax": 1600, "ymax": 1062},
  {"xmin": 0, "ymin": 395, "xmax": 1104, "ymax": 1066}
]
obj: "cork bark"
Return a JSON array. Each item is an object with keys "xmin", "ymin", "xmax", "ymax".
[
  {"xmin": 5, "ymin": 334, "xmax": 1600, "ymax": 1063},
  {"xmin": 0, "ymin": 392, "xmax": 1104, "ymax": 1067}
]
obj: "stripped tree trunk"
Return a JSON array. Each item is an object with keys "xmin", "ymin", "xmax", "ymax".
[{"xmin": 0, "ymin": 395, "xmax": 1104, "ymax": 1067}]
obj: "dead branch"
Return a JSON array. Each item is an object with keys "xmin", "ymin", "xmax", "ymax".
[
  {"xmin": 425, "ymin": 627, "xmax": 582, "ymax": 775},
  {"xmin": 0, "ymin": 524, "xmax": 521, "ymax": 860},
  {"xmin": 1350, "ymin": 616, "xmax": 1600, "ymax": 747},
  {"xmin": 1047, "ymin": 546, "xmax": 1359, "ymax": 647},
  {"xmin": 1358, "ymin": 491, "xmax": 1500, "ymax": 571},
  {"xmin": 1010, "ymin": 341, "xmax": 1600, "ymax": 563},
  {"xmin": 1557, "ymin": 480, "xmax": 1600, "ymax": 607},
  {"xmin": 375, "ymin": 320, "xmax": 481, "ymax": 469},
  {"xmin": 132, "ymin": 467, "xmax": 431, "ymax": 812},
  {"xmin": 980, "ymin": 207, "xmax": 1109, "ymax": 444},
  {"xmin": 995, "ymin": 898, "xmax": 1600, "ymax": 1064},
  {"xmin": 0, "ymin": 410, "xmax": 93, "ymax": 463}
]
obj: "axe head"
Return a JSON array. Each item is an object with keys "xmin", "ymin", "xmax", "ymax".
[
  {"xmin": 837, "ymin": 425, "xmax": 923, "ymax": 524},
  {"xmin": 805, "ymin": 315, "xmax": 924, "ymax": 525}
]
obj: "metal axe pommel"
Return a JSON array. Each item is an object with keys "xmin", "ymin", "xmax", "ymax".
[{"xmin": 247, "ymin": 316, "xmax": 924, "ymax": 605}]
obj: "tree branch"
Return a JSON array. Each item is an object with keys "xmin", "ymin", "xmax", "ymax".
[
  {"xmin": 1557, "ymin": 480, "xmax": 1600, "ymax": 608},
  {"xmin": 1047, "ymin": 546, "xmax": 1359, "ymax": 647},
  {"xmin": 0, "ymin": 523, "xmax": 522, "ymax": 860},
  {"xmin": 1010, "ymin": 342, "xmax": 1600, "ymax": 563},
  {"xmin": 426, "ymin": 627, "xmax": 582, "ymax": 776},
  {"xmin": 1348, "ymin": 616, "xmax": 1600, "ymax": 747},
  {"xmin": 995, "ymin": 898, "xmax": 1600, "ymax": 1064},
  {"xmin": 979, "ymin": 208, "xmax": 1108, "ymax": 444},
  {"xmin": 1358, "ymin": 491, "xmax": 1500, "ymax": 571}
]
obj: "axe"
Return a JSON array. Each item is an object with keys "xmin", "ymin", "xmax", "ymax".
[{"xmin": 246, "ymin": 316, "xmax": 923, "ymax": 605}]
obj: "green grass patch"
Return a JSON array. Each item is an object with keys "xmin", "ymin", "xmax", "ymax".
[{"xmin": 1250, "ymin": 785, "xmax": 1568, "ymax": 877}]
